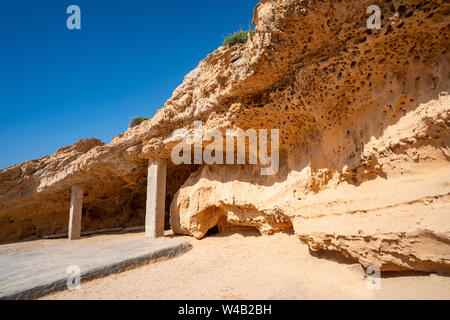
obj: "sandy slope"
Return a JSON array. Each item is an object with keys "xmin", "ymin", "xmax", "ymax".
[{"xmin": 30, "ymin": 230, "xmax": 450, "ymax": 300}]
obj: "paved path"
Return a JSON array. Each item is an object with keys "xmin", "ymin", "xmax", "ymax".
[{"xmin": 0, "ymin": 237, "xmax": 191, "ymax": 300}]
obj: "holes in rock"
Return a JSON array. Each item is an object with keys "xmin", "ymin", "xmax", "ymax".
[
  {"xmin": 398, "ymin": 5, "xmax": 407, "ymax": 17},
  {"xmin": 205, "ymin": 225, "xmax": 220, "ymax": 236}
]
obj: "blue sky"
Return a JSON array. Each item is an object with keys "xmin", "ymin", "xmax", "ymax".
[{"xmin": 0, "ymin": 0, "xmax": 259, "ymax": 169}]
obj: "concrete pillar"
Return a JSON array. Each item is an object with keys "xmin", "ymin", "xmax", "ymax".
[
  {"xmin": 68, "ymin": 184, "xmax": 84, "ymax": 240},
  {"xmin": 145, "ymin": 159, "xmax": 167, "ymax": 238}
]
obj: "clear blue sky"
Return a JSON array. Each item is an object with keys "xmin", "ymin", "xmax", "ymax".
[{"xmin": 0, "ymin": 0, "xmax": 259, "ymax": 169}]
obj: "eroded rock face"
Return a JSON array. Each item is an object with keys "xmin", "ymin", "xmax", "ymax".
[
  {"xmin": 0, "ymin": 138, "xmax": 149, "ymax": 242},
  {"xmin": 169, "ymin": 0, "xmax": 450, "ymax": 272},
  {"xmin": 0, "ymin": 0, "xmax": 449, "ymax": 272},
  {"xmin": 170, "ymin": 97, "xmax": 450, "ymax": 273}
]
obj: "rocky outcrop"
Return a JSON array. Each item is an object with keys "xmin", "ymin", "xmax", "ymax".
[
  {"xmin": 0, "ymin": 138, "xmax": 149, "ymax": 242},
  {"xmin": 170, "ymin": 0, "xmax": 450, "ymax": 272},
  {"xmin": 170, "ymin": 98, "xmax": 450, "ymax": 272},
  {"xmin": 1, "ymin": 0, "xmax": 449, "ymax": 272}
]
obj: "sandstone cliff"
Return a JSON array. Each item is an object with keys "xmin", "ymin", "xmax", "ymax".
[{"xmin": 1, "ymin": 0, "xmax": 449, "ymax": 272}]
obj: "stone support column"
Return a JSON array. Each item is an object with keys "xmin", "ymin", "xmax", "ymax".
[
  {"xmin": 145, "ymin": 159, "xmax": 167, "ymax": 238},
  {"xmin": 68, "ymin": 184, "xmax": 84, "ymax": 240}
]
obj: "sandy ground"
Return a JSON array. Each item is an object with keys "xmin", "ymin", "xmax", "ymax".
[{"xmin": 2, "ymin": 229, "xmax": 449, "ymax": 300}]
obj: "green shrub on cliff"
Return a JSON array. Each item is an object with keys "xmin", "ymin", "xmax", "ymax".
[
  {"xmin": 129, "ymin": 117, "xmax": 149, "ymax": 128},
  {"xmin": 223, "ymin": 30, "xmax": 255, "ymax": 47}
]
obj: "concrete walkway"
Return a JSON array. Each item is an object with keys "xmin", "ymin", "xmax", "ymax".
[{"xmin": 0, "ymin": 237, "xmax": 191, "ymax": 300}]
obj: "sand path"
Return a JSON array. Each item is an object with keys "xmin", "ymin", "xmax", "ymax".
[{"xmin": 3, "ymin": 229, "xmax": 439, "ymax": 300}]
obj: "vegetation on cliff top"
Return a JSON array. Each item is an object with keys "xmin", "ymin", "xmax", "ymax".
[
  {"xmin": 129, "ymin": 117, "xmax": 149, "ymax": 128},
  {"xmin": 223, "ymin": 30, "xmax": 255, "ymax": 47}
]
